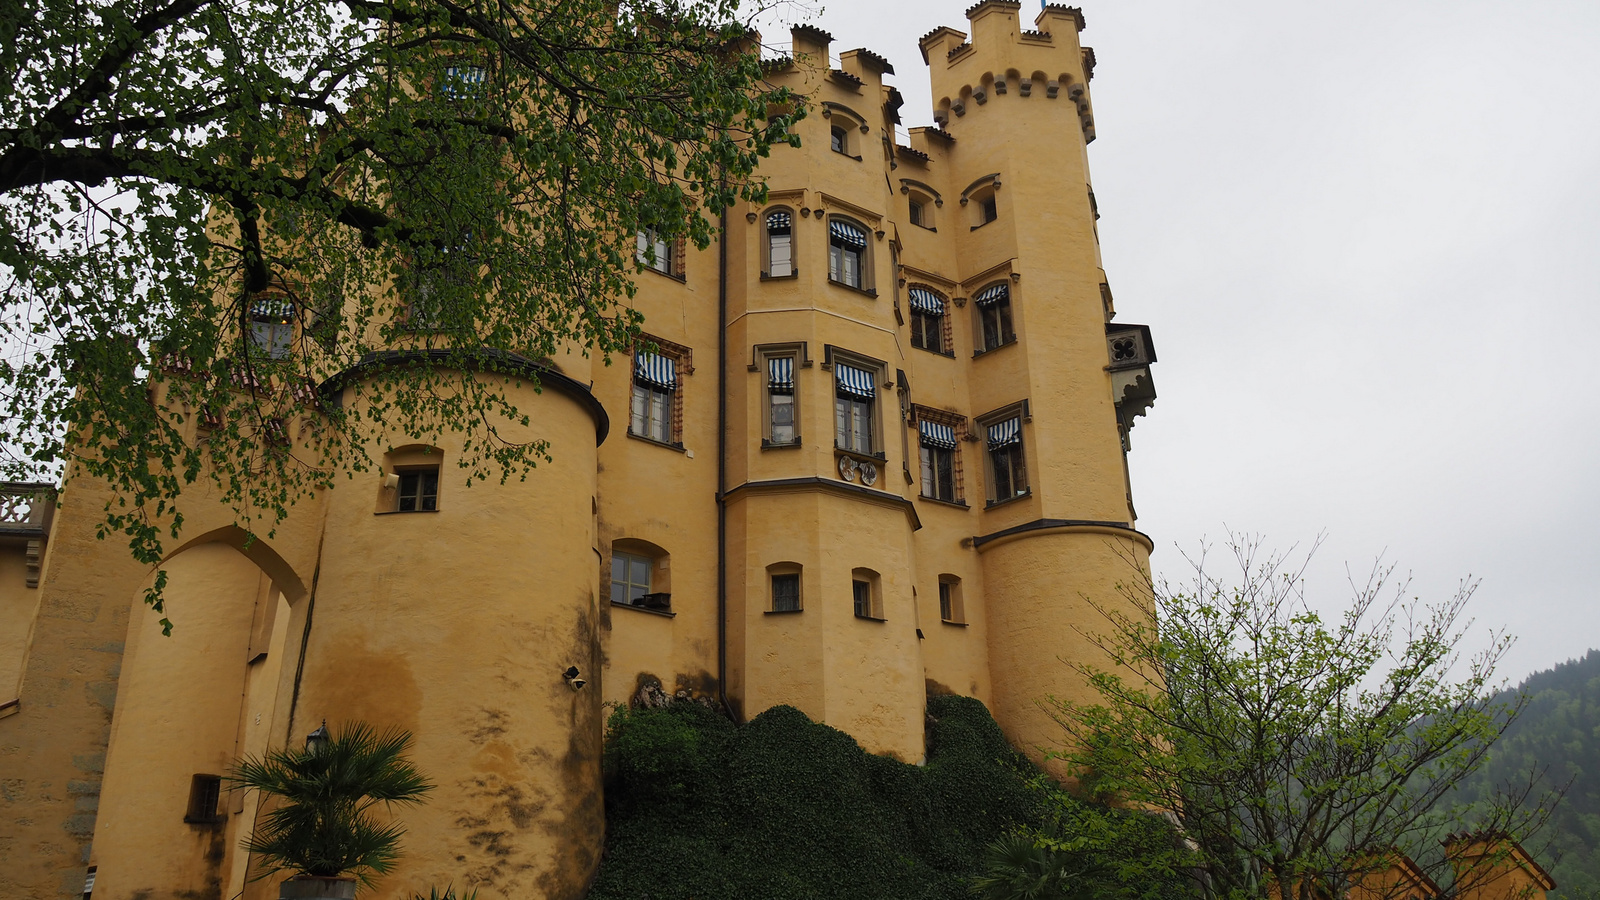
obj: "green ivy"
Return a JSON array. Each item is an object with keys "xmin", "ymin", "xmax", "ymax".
[{"xmin": 590, "ymin": 696, "xmax": 1180, "ymax": 900}]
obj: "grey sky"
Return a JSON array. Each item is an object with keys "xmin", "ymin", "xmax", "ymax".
[{"xmin": 760, "ymin": 0, "xmax": 1600, "ymax": 684}]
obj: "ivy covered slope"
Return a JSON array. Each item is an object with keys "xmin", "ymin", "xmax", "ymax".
[{"xmin": 591, "ymin": 695, "xmax": 1091, "ymax": 900}]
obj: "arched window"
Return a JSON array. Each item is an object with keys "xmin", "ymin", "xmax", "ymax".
[
  {"xmin": 765, "ymin": 209, "xmax": 793, "ymax": 278},
  {"xmin": 907, "ymin": 286, "xmax": 947, "ymax": 354},
  {"xmin": 767, "ymin": 562, "xmax": 803, "ymax": 612},
  {"xmin": 851, "ymin": 567, "xmax": 883, "ymax": 620},
  {"xmin": 974, "ymin": 282, "xmax": 1015, "ymax": 352},
  {"xmin": 827, "ymin": 218, "xmax": 869, "ymax": 289}
]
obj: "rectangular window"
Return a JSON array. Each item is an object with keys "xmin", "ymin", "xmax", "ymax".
[
  {"xmin": 908, "ymin": 201, "xmax": 924, "ymax": 227},
  {"xmin": 631, "ymin": 349, "xmax": 677, "ymax": 443},
  {"xmin": 833, "ymin": 362, "xmax": 876, "ymax": 454},
  {"xmin": 919, "ymin": 419, "xmax": 959, "ymax": 502},
  {"xmin": 828, "ymin": 220, "xmax": 868, "ymax": 289},
  {"xmin": 975, "ymin": 283, "xmax": 1015, "ymax": 351},
  {"xmin": 852, "ymin": 579, "xmax": 872, "ymax": 618},
  {"xmin": 981, "ymin": 195, "xmax": 998, "ymax": 224},
  {"xmin": 396, "ymin": 469, "xmax": 439, "ymax": 512},
  {"xmin": 831, "ymin": 126, "xmax": 847, "ymax": 154},
  {"xmin": 611, "ymin": 552, "xmax": 652, "ymax": 606},
  {"xmin": 184, "ymin": 774, "xmax": 223, "ymax": 823},
  {"xmin": 772, "ymin": 573, "xmax": 801, "ymax": 612},
  {"xmin": 767, "ymin": 211, "xmax": 794, "ymax": 278},
  {"xmin": 911, "ymin": 309, "xmax": 942, "ymax": 352},
  {"xmin": 636, "ymin": 228, "xmax": 673, "ymax": 275},
  {"xmin": 248, "ymin": 297, "xmax": 295, "ymax": 360},
  {"xmin": 939, "ymin": 581, "xmax": 954, "ymax": 622},
  {"xmin": 986, "ymin": 416, "xmax": 1027, "ymax": 502},
  {"xmin": 767, "ymin": 356, "xmax": 797, "ymax": 445}
]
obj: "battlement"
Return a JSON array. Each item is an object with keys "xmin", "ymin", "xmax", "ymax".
[{"xmin": 919, "ymin": 2, "xmax": 1097, "ymax": 143}]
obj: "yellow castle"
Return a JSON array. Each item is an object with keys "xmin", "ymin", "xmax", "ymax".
[{"xmin": 0, "ymin": 4, "xmax": 1160, "ymax": 898}]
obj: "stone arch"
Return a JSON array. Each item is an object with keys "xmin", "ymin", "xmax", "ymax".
[{"xmin": 163, "ymin": 524, "xmax": 308, "ymax": 602}]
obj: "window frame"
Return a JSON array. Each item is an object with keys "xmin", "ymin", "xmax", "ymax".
[
  {"xmin": 628, "ymin": 338, "xmax": 692, "ymax": 448},
  {"xmin": 938, "ymin": 576, "xmax": 966, "ymax": 625},
  {"xmin": 394, "ymin": 466, "xmax": 440, "ymax": 513},
  {"xmin": 768, "ymin": 564, "xmax": 803, "ymax": 613},
  {"xmin": 610, "ymin": 550, "xmax": 654, "ymax": 607},
  {"xmin": 851, "ymin": 568, "xmax": 884, "ymax": 620},
  {"xmin": 762, "ymin": 208, "xmax": 796, "ymax": 279},
  {"xmin": 907, "ymin": 286, "xmax": 950, "ymax": 356},
  {"xmin": 827, "ymin": 347, "xmax": 886, "ymax": 459},
  {"xmin": 973, "ymin": 281, "xmax": 1017, "ymax": 354},
  {"xmin": 977, "ymin": 401, "xmax": 1031, "ymax": 507},
  {"xmin": 826, "ymin": 216, "xmax": 873, "ymax": 294},
  {"xmin": 635, "ymin": 227, "xmax": 681, "ymax": 279},
  {"xmin": 913, "ymin": 407, "xmax": 966, "ymax": 505}
]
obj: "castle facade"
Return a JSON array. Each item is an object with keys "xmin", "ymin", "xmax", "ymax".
[{"xmin": 0, "ymin": 4, "xmax": 1159, "ymax": 898}]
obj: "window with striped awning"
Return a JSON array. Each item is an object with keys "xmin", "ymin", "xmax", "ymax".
[
  {"xmin": 834, "ymin": 362, "xmax": 875, "ymax": 399},
  {"xmin": 975, "ymin": 283, "xmax": 1010, "ymax": 308},
  {"xmin": 634, "ymin": 350, "xmax": 677, "ymax": 389},
  {"xmin": 250, "ymin": 297, "xmax": 295, "ymax": 324},
  {"xmin": 919, "ymin": 420, "xmax": 957, "ymax": 449},
  {"xmin": 907, "ymin": 287, "xmax": 945, "ymax": 315},
  {"xmin": 768, "ymin": 356, "xmax": 794, "ymax": 393},
  {"xmin": 766, "ymin": 211, "xmax": 791, "ymax": 232},
  {"xmin": 987, "ymin": 417, "xmax": 1022, "ymax": 449},
  {"xmin": 829, "ymin": 220, "xmax": 868, "ymax": 249}
]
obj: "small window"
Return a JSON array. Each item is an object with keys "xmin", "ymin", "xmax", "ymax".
[
  {"xmin": 938, "ymin": 577, "xmax": 965, "ymax": 624},
  {"xmin": 396, "ymin": 468, "xmax": 439, "ymax": 512},
  {"xmin": 986, "ymin": 416, "xmax": 1028, "ymax": 502},
  {"xmin": 772, "ymin": 572, "xmax": 801, "ymax": 612},
  {"xmin": 441, "ymin": 64, "xmax": 486, "ymax": 100},
  {"xmin": 833, "ymin": 362, "xmax": 876, "ymax": 454},
  {"xmin": 184, "ymin": 774, "xmax": 223, "ymax": 824},
  {"xmin": 908, "ymin": 200, "xmax": 925, "ymax": 227},
  {"xmin": 981, "ymin": 194, "xmax": 998, "ymax": 224},
  {"xmin": 974, "ymin": 282, "xmax": 1015, "ymax": 352},
  {"xmin": 907, "ymin": 192, "xmax": 935, "ymax": 230},
  {"xmin": 766, "ymin": 355, "xmax": 798, "ymax": 446},
  {"xmin": 247, "ymin": 297, "xmax": 294, "ymax": 360},
  {"xmin": 765, "ymin": 210, "xmax": 793, "ymax": 278},
  {"xmin": 831, "ymin": 125, "xmax": 848, "ymax": 154},
  {"xmin": 851, "ymin": 568, "xmax": 882, "ymax": 619},
  {"xmin": 919, "ymin": 419, "xmax": 959, "ymax": 503},
  {"xmin": 636, "ymin": 227, "xmax": 674, "ymax": 276},
  {"xmin": 908, "ymin": 287, "xmax": 946, "ymax": 354},
  {"xmin": 630, "ymin": 349, "xmax": 677, "ymax": 444},
  {"xmin": 827, "ymin": 219, "xmax": 869, "ymax": 290}
]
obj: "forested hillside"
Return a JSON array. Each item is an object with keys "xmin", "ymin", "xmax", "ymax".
[{"xmin": 1457, "ymin": 649, "xmax": 1600, "ymax": 899}]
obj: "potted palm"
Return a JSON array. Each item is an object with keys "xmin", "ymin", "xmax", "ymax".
[{"xmin": 230, "ymin": 721, "xmax": 434, "ymax": 899}]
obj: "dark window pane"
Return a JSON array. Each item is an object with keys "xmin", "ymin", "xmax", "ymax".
[
  {"xmin": 853, "ymin": 580, "xmax": 872, "ymax": 617},
  {"xmin": 773, "ymin": 573, "xmax": 801, "ymax": 611},
  {"xmin": 939, "ymin": 582, "xmax": 953, "ymax": 621}
]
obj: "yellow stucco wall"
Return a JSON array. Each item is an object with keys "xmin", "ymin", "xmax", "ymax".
[{"xmin": 1, "ymin": 4, "xmax": 1160, "ymax": 897}]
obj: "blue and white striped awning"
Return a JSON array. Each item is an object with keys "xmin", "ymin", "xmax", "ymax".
[
  {"xmin": 975, "ymin": 283, "xmax": 1010, "ymax": 308},
  {"xmin": 907, "ymin": 287, "xmax": 945, "ymax": 315},
  {"xmin": 829, "ymin": 220, "xmax": 868, "ymax": 249},
  {"xmin": 634, "ymin": 350, "xmax": 677, "ymax": 390},
  {"xmin": 766, "ymin": 211, "xmax": 792, "ymax": 231},
  {"xmin": 834, "ymin": 362, "xmax": 875, "ymax": 400},
  {"xmin": 251, "ymin": 297, "xmax": 295, "ymax": 323},
  {"xmin": 987, "ymin": 417, "xmax": 1022, "ymax": 449},
  {"xmin": 919, "ymin": 420, "xmax": 957, "ymax": 449},
  {"xmin": 768, "ymin": 356, "xmax": 794, "ymax": 392}
]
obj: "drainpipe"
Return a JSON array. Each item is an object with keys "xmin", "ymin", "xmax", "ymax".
[{"xmin": 716, "ymin": 193, "xmax": 734, "ymax": 721}]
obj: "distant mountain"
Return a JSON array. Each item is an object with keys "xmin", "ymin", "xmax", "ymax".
[{"xmin": 1455, "ymin": 649, "xmax": 1600, "ymax": 899}]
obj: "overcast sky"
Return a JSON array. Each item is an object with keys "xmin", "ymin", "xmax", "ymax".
[{"xmin": 757, "ymin": 0, "xmax": 1600, "ymax": 685}]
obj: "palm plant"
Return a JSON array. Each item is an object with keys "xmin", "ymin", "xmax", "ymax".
[
  {"xmin": 969, "ymin": 833, "xmax": 1085, "ymax": 900},
  {"xmin": 230, "ymin": 722, "xmax": 434, "ymax": 886}
]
